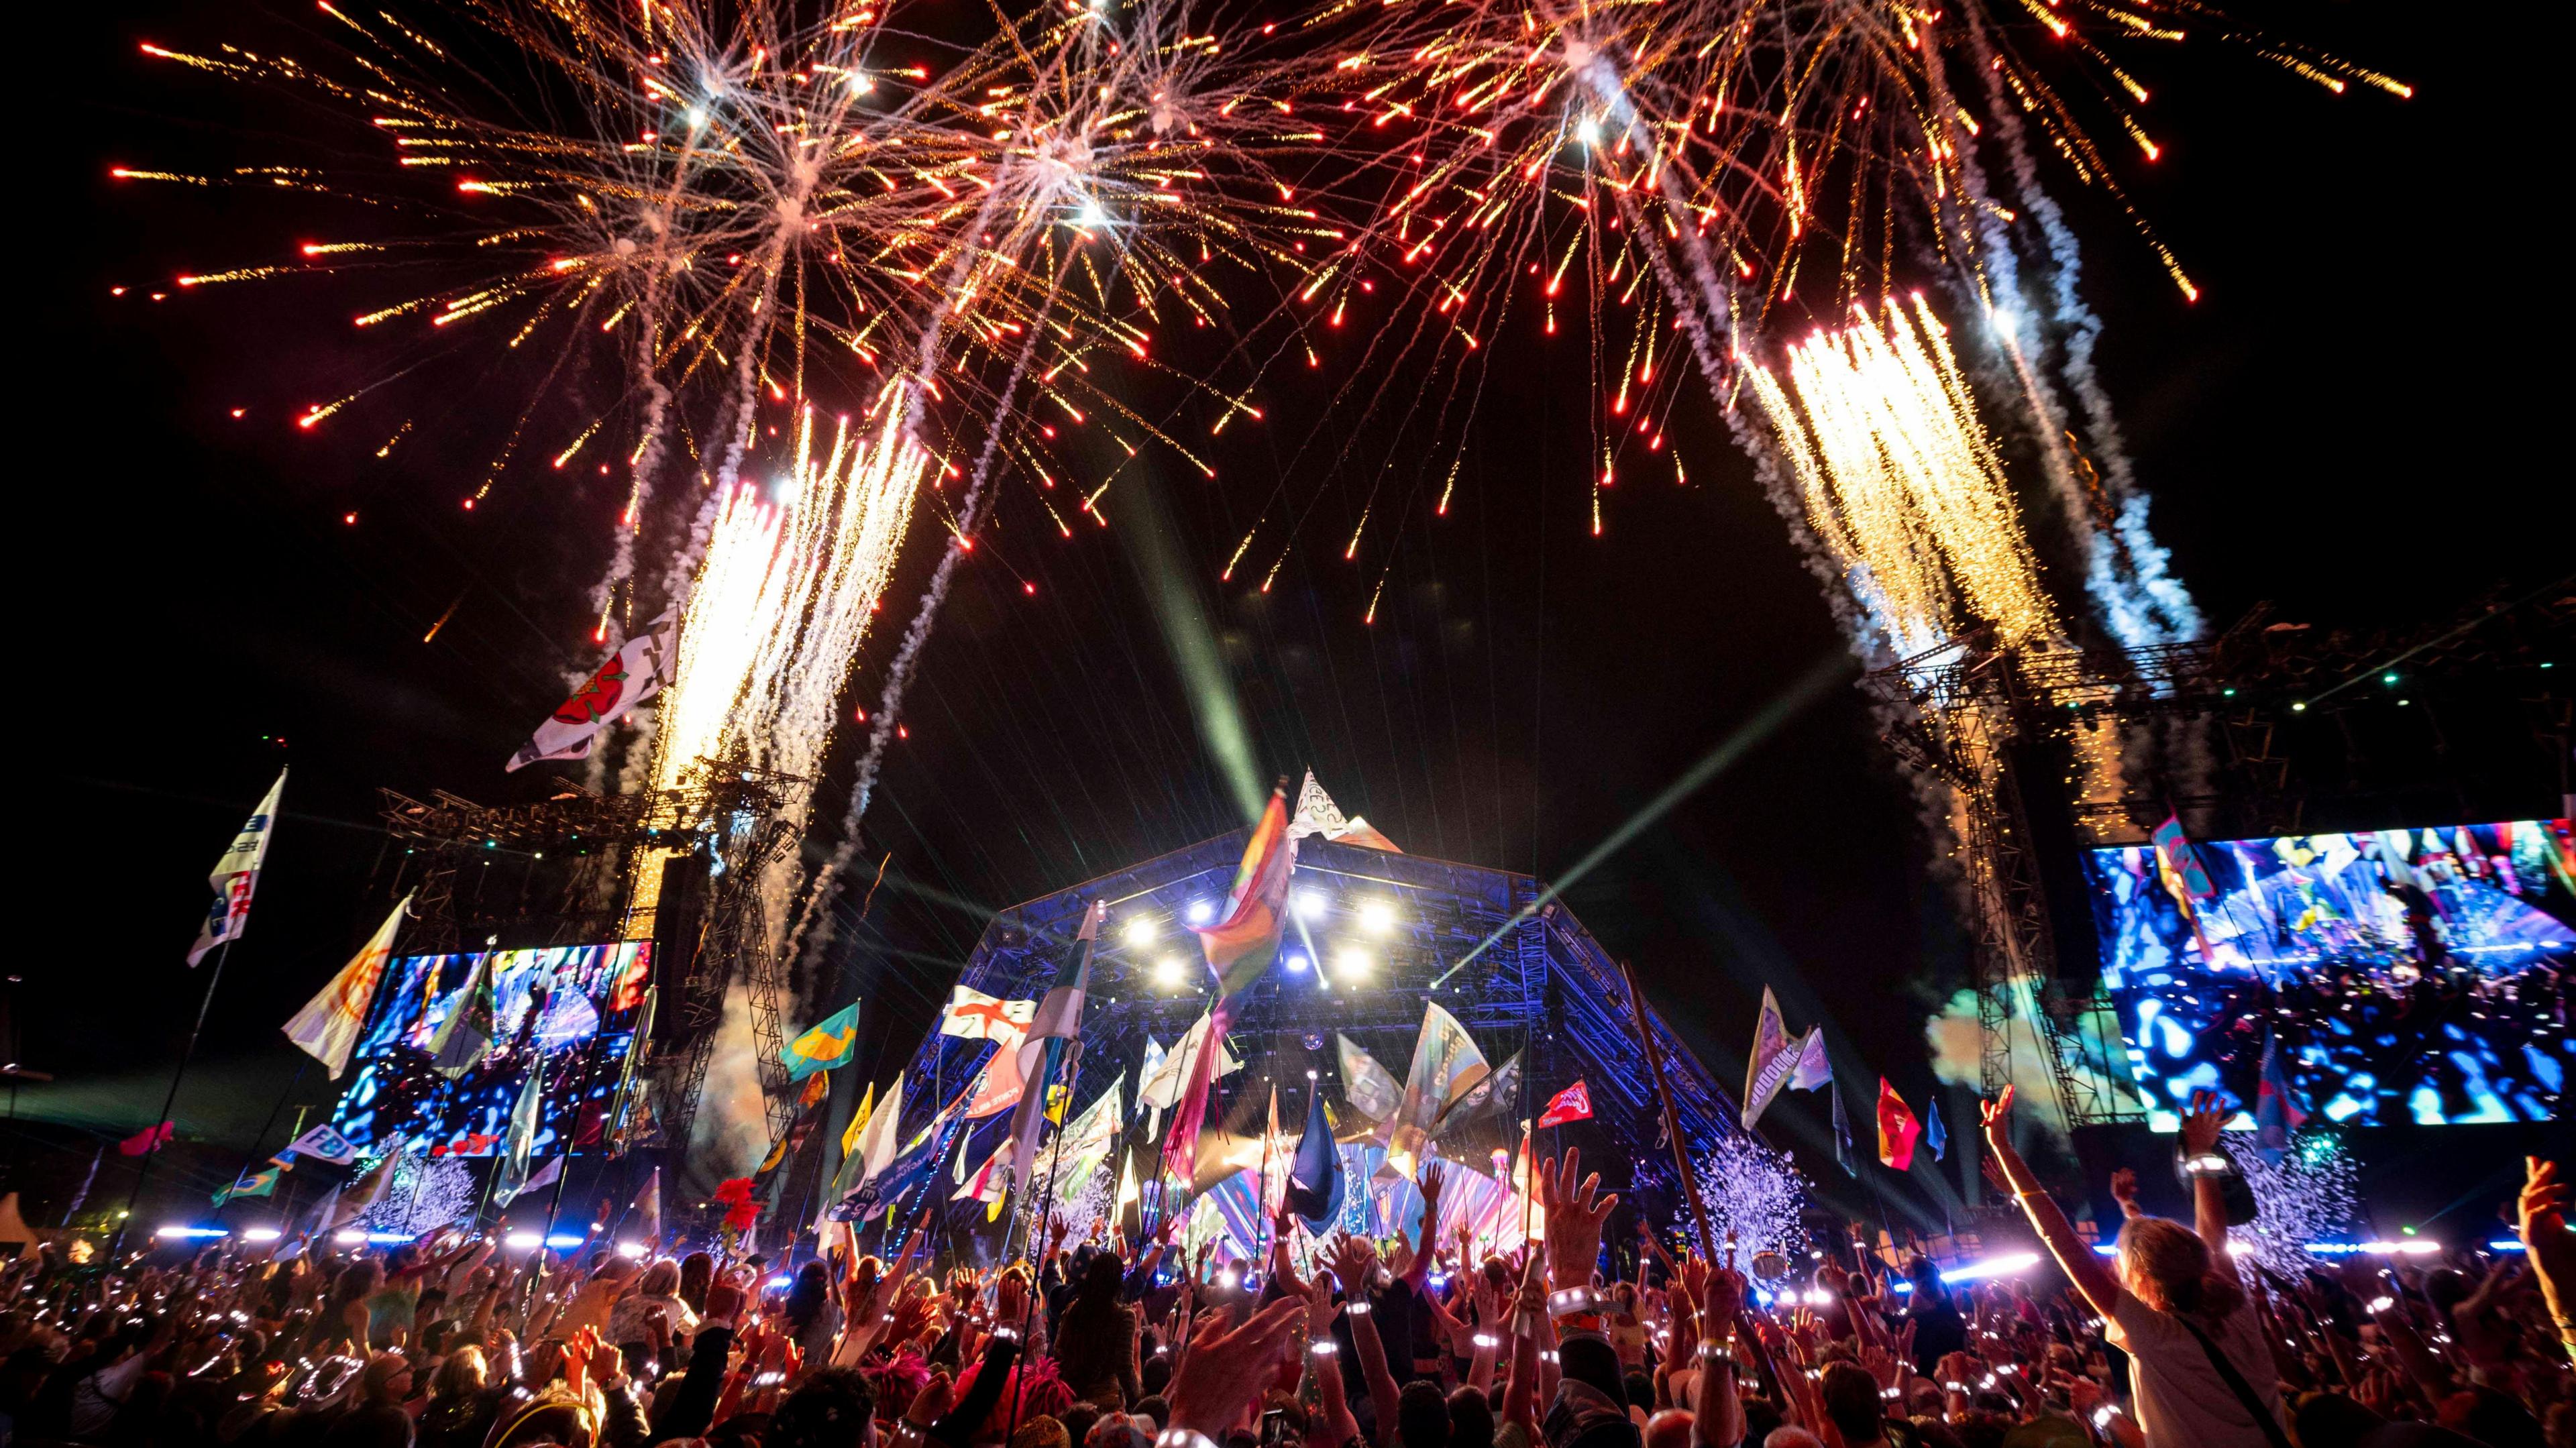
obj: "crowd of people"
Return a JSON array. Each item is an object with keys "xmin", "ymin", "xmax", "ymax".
[{"xmin": 1, "ymin": 1095, "xmax": 2569, "ymax": 1448}]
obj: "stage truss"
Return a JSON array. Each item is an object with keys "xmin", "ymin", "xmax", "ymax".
[
  {"xmin": 374, "ymin": 757, "xmax": 804, "ymax": 1152},
  {"xmin": 881, "ymin": 832, "xmax": 1741, "ymax": 1231}
]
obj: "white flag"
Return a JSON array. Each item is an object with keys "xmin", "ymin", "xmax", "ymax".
[
  {"xmin": 282, "ymin": 895, "xmax": 411, "ymax": 1078},
  {"xmin": 632, "ymin": 1166, "xmax": 662, "ymax": 1245},
  {"xmin": 506, "ymin": 610, "xmax": 676, "ymax": 771},
  {"xmin": 490, "ymin": 1053, "xmax": 547, "ymax": 1206},
  {"xmin": 941, "ymin": 985, "xmax": 1036, "ymax": 1041},
  {"xmin": 189, "ymin": 769, "xmax": 286, "ymax": 965},
  {"xmin": 284, "ymin": 1123, "xmax": 358, "ymax": 1166},
  {"xmin": 519, "ymin": 1154, "xmax": 565, "ymax": 1197}
]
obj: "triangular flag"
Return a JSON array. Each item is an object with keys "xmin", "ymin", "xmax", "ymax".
[
  {"xmin": 1875, "ymin": 1078, "xmax": 1921, "ymax": 1172},
  {"xmin": 189, "ymin": 769, "xmax": 286, "ymax": 965},
  {"xmin": 784, "ymin": 1002, "xmax": 861, "ymax": 1082},
  {"xmin": 1789, "ymin": 1028, "xmax": 1832, "ymax": 1091},
  {"xmin": 283, "ymin": 895, "xmax": 412, "ymax": 1078},
  {"xmin": 1741, "ymin": 988, "xmax": 1801, "ymax": 1129},
  {"xmin": 1925, "ymin": 1097, "xmax": 1948, "ymax": 1162}
]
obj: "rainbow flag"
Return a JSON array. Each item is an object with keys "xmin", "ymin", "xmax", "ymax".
[{"xmin": 1166, "ymin": 784, "xmax": 1295, "ymax": 1184}]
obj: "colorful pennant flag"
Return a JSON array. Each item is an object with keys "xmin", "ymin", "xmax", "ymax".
[
  {"xmin": 506, "ymin": 611, "xmax": 676, "ymax": 771},
  {"xmin": 1536, "ymin": 1080, "xmax": 1593, "ymax": 1129},
  {"xmin": 1876, "ymin": 1078, "xmax": 1921, "ymax": 1171},
  {"xmin": 1741, "ymin": 988, "xmax": 1803, "ymax": 1129},
  {"xmin": 283, "ymin": 895, "xmax": 412, "ymax": 1078},
  {"xmin": 2151, "ymin": 812, "xmax": 2218, "ymax": 901},
  {"xmin": 189, "ymin": 769, "xmax": 286, "ymax": 966},
  {"xmin": 784, "ymin": 1002, "xmax": 861, "ymax": 1082},
  {"xmin": 1187, "ymin": 783, "xmax": 1297, "ymax": 999}
]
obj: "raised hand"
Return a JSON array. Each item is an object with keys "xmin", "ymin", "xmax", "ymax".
[
  {"xmin": 1164, "ymin": 1296, "xmax": 1309, "ymax": 1437},
  {"xmin": 2517, "ymin": 1157, "xmax": 2571, "ymax": 1310},
  {"xmin": 1535, "ymin": 1148, "xmax": 1617, "ymax": 1292},
  {"xmin": 1980, "ymin": 1085, "xmax": 2018, "ymax": 1160},
  {"xmin": 2180, "ymin": 1091, "xmax": 2228, "ymax": 1158},
  {"xmin": 2110, "ymin": 1168, "xmax": 2141, "ymax": 1213},
  {"xmin": 1326, "ymin": 1233, "xmax": 1381, "ymax": 1298}
]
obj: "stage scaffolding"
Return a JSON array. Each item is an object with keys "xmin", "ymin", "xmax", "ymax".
[
  {"xmin": 881, "ymin": 832, "xmax": 1741, "ymax": 1227},
  {"xmin": 372, "ymin": 757, "xmax": 804, "ymax": 1153}
]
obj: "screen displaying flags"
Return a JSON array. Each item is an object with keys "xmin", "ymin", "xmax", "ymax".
[
  {"xmin": 428, "ymin": 952, "xmax": 498, "ymax": 1079},
  {"xmin": 784, "ymin": 1001, "xmax": 862, "ymax": 1081},
  {"xmin": 2152, "ymin": 812, "xmax": 2217, "ymax": 902},
  {"xmin": 189, "ymin": 769, "xmax": 286, "ymax": 966},
  {"xmin": 283, "ymin": 895, "xmax": 412, "ymax": 1078},
  {"xmin": 1536, "ymin": 1080, "xmax": 1593, "ymax": 1129},
  {"xmin": 1876, "ymin": 1078, "xmax": 1922, "ymax": 1171}
]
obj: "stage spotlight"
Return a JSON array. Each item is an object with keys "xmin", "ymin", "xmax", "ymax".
[
  {"xmin": 1285, "ymin": 950, "xmax": 1311, "ymax": 973},
  {"xmin": 1358, "ymin": 900, "xmax": 1396, "ymax": 934},
  {"xmin": 1293, "ymin": 889, "xmax": 1327, "ymax": 920},
  {"xmin": 1185, "ymin": 899, "xmax": 1216, "ymax": 925},
  {"xmin": 1154, "ymin": 956, "xmax": 1186, "ymax": 990},
  {"xmin": 1122, "ymin": 915, "xmax": 1158, "ymax": 948},
  {"xmin": 1334, "ymin": 946, "xmax": 1372, "ymax": 981}
]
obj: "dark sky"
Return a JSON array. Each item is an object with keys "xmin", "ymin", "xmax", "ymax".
[{"xmin": 21, "ymin": 1, "xmax": 2569, "ymax": 1233}]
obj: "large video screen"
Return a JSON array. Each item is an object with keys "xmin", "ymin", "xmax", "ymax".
[
  {"xmin": 2086, "ymin": 820, "xmax": 2573, "ymax": 1128},
  {"xmin": 327, "ymin": 942, "xmax": 653, "ymax": 1157}
]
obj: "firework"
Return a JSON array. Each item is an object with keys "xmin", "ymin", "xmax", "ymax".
[{"xmin": 1693, "ymin": 1130, "xmax": 1811, "ymax": 1263}]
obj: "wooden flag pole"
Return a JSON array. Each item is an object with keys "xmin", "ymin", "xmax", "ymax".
[{"xmin": 1619, "ymin": 959, "xmax": 1718, "ymax": 1262}]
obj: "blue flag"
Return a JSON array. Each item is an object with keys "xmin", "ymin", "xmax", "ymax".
[
  {"xmin": 1285, "ymin": 1080, "xmax": 1343, "ymax": 1232},
  {"xmin": 1831, "ymin": 1085, "xmax": 1856, "ymax": 1176},
  {"xmin": 1924, "ymin": 1098, "xmax": 1947, "ymax": 1162},
  {"xmin": 783, "ymin": 1002, "xmax": 862, "ymax": 1082}
]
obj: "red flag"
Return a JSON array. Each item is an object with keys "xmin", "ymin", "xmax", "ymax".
[
  {"xmin": 1536, "ymin": 1080, "xmax": 1593, "ymax": 1129},
  {"xmin": 119, "ymin": 1121, "xmax": 176, "ymax": 1156},
  {"xmin": 1875, "ymin": 1078, "xmax": 1921, "ymax": 1171}
]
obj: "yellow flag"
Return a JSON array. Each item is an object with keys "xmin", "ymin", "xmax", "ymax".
[{"xmin": 842, "ymin": 1082, "xmax": 877, "ymax": 1158}]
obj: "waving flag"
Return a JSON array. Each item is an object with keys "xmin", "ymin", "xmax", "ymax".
[
  {"xmin": 189, "ymin": 769, "xmax": 286, "ymax": 965},
  {"xmin": 489, "ymin": 1052, "xmax": 547, "ymax": 1205},
  {"xmin": 1876, "ymin": 1078, "xmax": 1921, "ymax": 1171},
  {"xmin": 119, "ymin": 1122, "xmax": 175, "ymax": 1156},
  {"xmin": 506, "ymin": 611, "xmax": 676, "ymax": 771},
  {"xmin": 284, "ymin": 1123, "xmax": 357, "ymax": 1166},
  {"xmin": 213, "ymin": 1166, "xmax": 280, "ymax": 1207},
  {"xmin": 1386, "ymin": 1000, "xmax": 1489, "ymax": 1176},
  {"xmin": 1832, "ymin": 1087, "xmax": 1856, "ymax": 1175},
  {"xmin": 1336, "ymin": 1034, "xmax": 1403, "ymax": 1123},
  {"xmin": 1050, "ymin": 1072, "xmax": 1126, "ymax": 1208},
  {"xmin": 1789, "ymin": 1028, "xmax": 1833, "ymax": 1091},
  {"xmin": 1167, "ymin": 787, "xmax": 1294, "ymax": 1185},
  {"xmin": 2151, "ymin": 813, "xmax": 2218, "ymax": 901},
  {"xmin": 631, "ymin": 1167, "xmax": 662, "ymax": 1246},
  {"xmin": 1536, "ymin": 1080, "xmax": 1593, "ymax": 1129},
  {"xmin": 2252, "ymin": 1031, "xmax": 2309, "ymax": 1162},
  {"xmin": 1007, "ymin": 901, "xmax": 1104, "ymax": 1194},
  {"xmin": 284, "ymin": 895, "xmax": 411, "ymax": 1078},
  {"xmin": 784, "ymin": 1001, "xmax": 862, "ymax": 1082},
  {"xmin": 1285, "ymin": 1078, "xmax": 1344, "ymax": 1232},
  {"xmin": 429, "ymin": 952, "xmax": 498, "ymax": 1079},
  {"xmin": 941, "ymin": 986, "xmax": 1036, "ymax": 1041},
  {"xmin": 1741, "ymin": 988, "xmax": 1803, "ymax": 1129},
  {"xmin": 1925, "ymin": 1098, "xmax": 1948, "ymax": 1162}
]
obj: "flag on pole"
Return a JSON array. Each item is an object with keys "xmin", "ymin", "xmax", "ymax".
[
  {"xmin": 506, "ymin": 611, "xmax": 676, "ymax": 771},
  {"xmin": 841, "ymin": 1082, "xmax": 877, "ymax": 1161},
  {"xmin": 1789, "ymin": 1029, "xmax": 1832, "ymax": 1091},
  {"xmin": 962, "ymin": 1037, "xmax": 1031, "ymax": 1121},
  {"xmin": 490, "ymin": 1053, "xmax": 547, "ymax": 1205},
  {"xmin": 284, "ymin": 895, "xmax": 412, "ymax": 1078},
  {"xmin": 1876, "ymin": 1079, "xmax": 1921, "ymax": 1171},
  {"xmin": 1832, "ymin": 1087, "xmax": 1856, "ymax": 1175},
  {"xmin": 1167, "ymin": 781, "xmax": 1296, "ymax": 1186},
  {"xmin": 1008, "ymin": 901, "xmax": 1103, "ymax": 1195},
  {"xmin": 1336, "ymin": 1034, "xmax": 1403, "ymax": 1123},
  {"xmin": 1285, "ymin": 1076, "xmax": 1343, "ymax": 1232},
  {"xmin": 1741, "ymin": 988, "xmax": 1804, "ymax": 1129},
  {"xmin": 189, "ymin": 769, "xmax": 286, "ymax": 965},
  {"xmin": 631, "ymin": 1167, "xmax": 662, "ymax": 1246},
  {"xmin": 1924, "ymin": 1098, "xmax": 1948, "ymax": 1162},
  {"xmin": 784, "ymin": 1002, "xmax": 862, "ymax": 1082},
  {"xmin": 2151, "ymin": 813, "xmax": 2218, "ymax": 901},
  {"xmin": 213, "ymin": 1166, "xmax": 280, "ymax": 1207},
  {"xmin": 837, "ymin": 1078, "xmax": 906, "ymax": 1198},
  {"xmin": 519, "ymin": 1154, "xmax": 565, "ymax": 1197},
  {"xmin": 941, "ymin": 986, "xmax": 1036, "ymax": 1041},
  {"xmin": 1385, "ymin": 1000, "xmax": 1489, "ymax": 1178},
  {"xmin": 335, "ymin": 1146, "xmax": 402, "ymax": 1227},
  {"xmin": 1536, "ymin": 1081, "xmax": 1593, "ymax": 1129},
  {"xmin": 429, "ymin": 953, "xmax": 499, "ymax": 1079},
  {"xmin": 1051, "ymin": 1072, "xmax": 1126, "ymax": 1209},
  {"xmin": 284, "ymin": 1123, "xmax": 358, "ymax": 1166},
  {"xmin": 119, "ymin": 1122, "xmax": 175, "ymax": 1156}
]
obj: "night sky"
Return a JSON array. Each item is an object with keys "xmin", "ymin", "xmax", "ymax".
[{"xmin": 20, "ymin": 0, "xmax": 2569, "ymax": 1237}]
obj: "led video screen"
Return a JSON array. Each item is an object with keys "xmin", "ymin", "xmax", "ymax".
[
  {"xmin": 327, "ymin": 942, "xmax": 653, "ymax": 1156},
  {"xmin": 2086, "ymin": 820, "xmax": 2573, "ymax": 1128}
]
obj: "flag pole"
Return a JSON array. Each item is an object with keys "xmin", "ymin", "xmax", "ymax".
[
  {"xmin": 110, "ymin": 937, "xmax": 235, "ymax": 1260},
  {"xmin": 1617, "ymin": 959, "xmax": 1718, "ymax": 1262}
]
